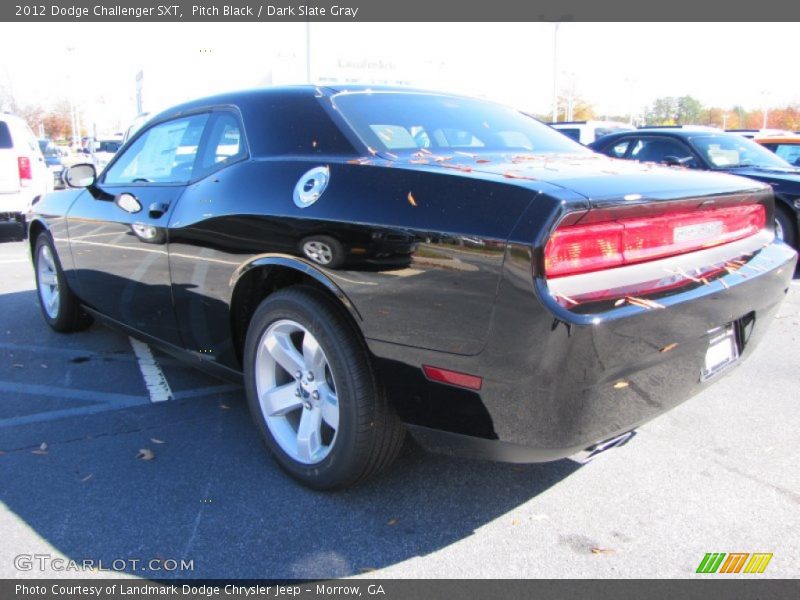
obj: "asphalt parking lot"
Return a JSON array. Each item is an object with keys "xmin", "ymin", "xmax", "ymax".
[{"xmin": 0, "ymin": 238, "xmax": 798, "ymax": 579}]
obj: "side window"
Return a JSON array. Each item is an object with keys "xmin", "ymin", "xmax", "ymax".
[
  {"xmin": 0, "ymin": 122, "xmax": 12, "ymax": 149},
  {"xmin": 558, "ymin": 128, "xmax": 581, "ymax": 142},
  {"xmin": 195, "ymin": 113, "xmax": 246, "ymax": 178},
  {"xmin": 629, "ymin": 137, "xmax": 697, "ymax": 167},
  {"xmin": 602, "ymin": 139, "xmax": 632, "ymax": 158},
  {"xmin": 774, "ymin": 144, "xmax": 800, "ymax": 166},
  {"xmin": 104, "ymin": 114, "xmax": 208, "ymax": 184}
]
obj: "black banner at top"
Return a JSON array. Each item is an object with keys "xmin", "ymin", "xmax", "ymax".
[{"xmin": 3, "ymin": 0, "xmax": 800, "ymax": 22}]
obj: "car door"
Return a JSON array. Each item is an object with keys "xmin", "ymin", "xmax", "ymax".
[{"xmin": 67, "ymin": 113, "xmax": 209, "ymax": 346}]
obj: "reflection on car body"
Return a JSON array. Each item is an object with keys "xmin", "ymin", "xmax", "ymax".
[
  {"xmin": 590, "ymin": 127, "xmax": 800, "ymax": 250},
  {"xmin": 27, "ymin": 86, "xmax": 797, "ymax": 489}
]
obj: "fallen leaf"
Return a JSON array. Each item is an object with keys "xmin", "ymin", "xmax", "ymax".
[
  {"xmin": 137, "ymin": 449, "xmax": 155, "ymax": 461},
  {"xmin": 613, "ymin": 381, "xmax": 629, "ymax": 389},
  {"xmin": 659, "ymin": 343, "xmax": 679, "ymax": 353},
  {"xmin": 511, "ymin": 519, "xmax": 519, "ymax": 526},
  {"xmin": 150, "ymin": 438, "xmax": 166, "ymax": 445},
  {"xmin": 591, "ymin": 547, "xmax": 616, "ymax": 555},
  {"xmin": 407, "ymin": 192, "xmax": 417, "ymax": 207},
  {"xmin": 387, "ymin": 518, "xmax": 399, "ymax": 526},
  {"xmin": 80, "ymin": 474, "xmax": 93, "ymax": 482}
]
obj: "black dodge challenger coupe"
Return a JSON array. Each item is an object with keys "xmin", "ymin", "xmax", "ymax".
[{"xmin": 27, "ymin": 86, "xmax": 797, "ymax": 489}]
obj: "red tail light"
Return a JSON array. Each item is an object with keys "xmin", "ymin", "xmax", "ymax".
[
  {"xmin": 18, "ymin": 156, "xmax": 32, "ymax": 186},
  {"xmin": 545, "ymin": 204, "xmax": 766, "ymax": 278}
]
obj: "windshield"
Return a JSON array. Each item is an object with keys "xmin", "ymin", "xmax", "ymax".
[
  {"xmin": 332, "ymin": 92, "xmax": 589, "ymax": 156},
  {"xmin": 691, "ymin": 135, "xmax": 791, "ymax": 169}
]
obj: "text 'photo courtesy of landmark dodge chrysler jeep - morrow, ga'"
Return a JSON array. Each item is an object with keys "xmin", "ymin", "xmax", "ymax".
[{"xmin": 27, "ymin": 86, "xmax": 797, "ymax": 489}]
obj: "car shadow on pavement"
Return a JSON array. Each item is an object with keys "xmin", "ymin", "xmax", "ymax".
[
  {"xmin": 0, "ymin": 288, "xmax": 582, "ymax": 579},
  {"xmin": 1, "ymin": 396, "xmax": 581, "ymax": 579}
]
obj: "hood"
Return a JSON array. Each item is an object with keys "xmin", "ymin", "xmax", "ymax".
[
  {"xmin": 388, "ymin": 152, "xmax": 769, "ymax": 204},
  {"xmin": 722, "ymin": 166, "xmax": 800, "ymax": 191}
]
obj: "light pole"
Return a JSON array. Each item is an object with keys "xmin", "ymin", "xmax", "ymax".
[{"xmin": 551, "ymin": 23, "xmax": 560, "ymax": 123}]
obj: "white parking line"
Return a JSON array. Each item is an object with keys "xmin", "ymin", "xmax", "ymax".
[{"xmin": 129, "ymin": 337, "xmax": 174, "ymax": 402}]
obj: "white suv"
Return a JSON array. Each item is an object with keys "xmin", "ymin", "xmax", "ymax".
[
  {"xmin": 1, "ymin": 112, "xmax": 52, "ymax": 238},
  {"xmin": 549, "ymin": 120, "xmax": 635, "ymax": 145}
]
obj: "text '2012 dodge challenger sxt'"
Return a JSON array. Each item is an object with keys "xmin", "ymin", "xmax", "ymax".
[{"xmin": 27, "ymin": 86, "xmax": 797, "ymax": 489}]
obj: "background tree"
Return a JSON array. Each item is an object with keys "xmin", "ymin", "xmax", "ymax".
[
  {"xmin": 675, "ymin": 96, "xmax": 703, "ymax": 125},
  {"xmin": 42, "ymin": 101, "xmax": 74, "ymax": 140}
]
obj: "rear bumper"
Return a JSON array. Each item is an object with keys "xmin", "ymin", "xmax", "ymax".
[{"xmin": 372, "ymin": 239, "xmax": 797, "ymax": 462}]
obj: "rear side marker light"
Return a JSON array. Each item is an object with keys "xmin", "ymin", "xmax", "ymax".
[
  {"xmin": 422, "ymin": 365, "xmax": 483, "ymax": 391},
  {"xmin": 545, "ymin": 204, "xmax": 766, "ymax": 278}
]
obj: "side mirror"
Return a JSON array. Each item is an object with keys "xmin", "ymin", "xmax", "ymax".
[
  {"xmin": 64, "ymin": 163, "xmax": 96, "ymax": 188},
  {"xmin": 663, "ymin": 155, "xmax": 694, "ymax": 167}
]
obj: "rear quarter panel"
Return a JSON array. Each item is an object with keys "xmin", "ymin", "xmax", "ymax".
[{"xmin": 166, "ymin": 158, "xmax": 568, "ymax": 366}]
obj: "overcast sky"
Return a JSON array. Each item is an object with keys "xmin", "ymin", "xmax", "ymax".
[{"xmin": 1, "ymin": 22, "xmax": 797, "ymax": 132}]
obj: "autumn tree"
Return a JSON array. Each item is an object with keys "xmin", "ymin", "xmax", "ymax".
[{"xmin": 42, "ymin": 101, "xmax": 74, "ymax": 140}]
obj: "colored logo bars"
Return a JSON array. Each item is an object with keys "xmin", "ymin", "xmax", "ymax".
[{"xmin": 696, "ymin": 553, "xmax": 773, "ymax": 574}]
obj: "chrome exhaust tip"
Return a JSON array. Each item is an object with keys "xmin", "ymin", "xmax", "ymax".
[{"xmin": 570, "ymin": 430, "xmax": 637, "ymax": 464}]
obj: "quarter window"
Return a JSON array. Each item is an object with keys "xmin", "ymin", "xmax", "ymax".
[
  {"xmin": 104, "ymin": 114, "xmax": 208, "ymax": 184},
  {"xmin": 604, "ymin": 139, "xmax": 631, "ymax": 158},
  {"xmin": 195, "ymin": 113, "xmax": 245, "ymax": 178}
]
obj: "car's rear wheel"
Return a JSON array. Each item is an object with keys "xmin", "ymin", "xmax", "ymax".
[
  {"xmin": 775, "ymin": 205, "xmax": 797, "ymax": 249},
  {"xmin": 34, "ymin": 233, "xmax": 92, "ymax": 332},
  {"xmin": 243, "ymin": 286, "xmax": 404, "ymax": 490}
]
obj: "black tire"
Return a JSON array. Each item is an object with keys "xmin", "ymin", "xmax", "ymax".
[
  {"xmin": 300, "ymin": 235, "xmax": 346, "ymax": 269},
  {"xmin": 243, "ymin": 286, "xmax": 405, "ymax": 490},
  {"xmin": 33, "ymin": 233, "xmax": 92, "ymax": 332},
  {"xmin": 775, "ymin": 204, "xmax": 797, "ymax": 250}
]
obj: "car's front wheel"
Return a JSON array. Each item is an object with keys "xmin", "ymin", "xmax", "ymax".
[
  {"xmin": 243, "ymin": 286, "xmax": 405, "ymax": 489},
  {"xmin": 33, "ymin": 233, "xmax": 92, "ymax": 332}
]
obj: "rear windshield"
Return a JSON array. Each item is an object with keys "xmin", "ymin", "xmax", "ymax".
[
  {"xmin": 0, "ymin": 122, "xmax": 12, "ymax": 149},
  {"xmin": 332, "ymin": 92, "xmax": 589, "ymax": 156}
]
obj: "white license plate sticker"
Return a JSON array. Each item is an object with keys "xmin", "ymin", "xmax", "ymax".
[{"xmin": 701, "ymin": 326, "xmax": 739, "ymax": 381}]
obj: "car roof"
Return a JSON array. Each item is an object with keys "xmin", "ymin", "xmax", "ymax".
[
  {"xmin": 151, "ymin": 85, "xmax": 484, "ymax": 122},
  {"xmin": 754, "ymin": 136, "xmax": 800, "ymax": 144},
  {"xmin": 608, "ymin": 128, "xmax": 725, "ymax": 139}
]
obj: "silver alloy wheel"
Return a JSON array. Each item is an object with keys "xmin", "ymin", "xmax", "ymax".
[
  {"xmin": 775, "ymin": 218, "xmax": 784, "ymax": 241},
  {"xmin": 302, "ymin": 240, "xmax": 334, "ymax": 265},
  {"xmin": 254, "ymin": 319, "xmax": 339, "ymax": 465},
  {"xmin": 37, "ymin": 244, "xmax": 60, "ymax": 319}
]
